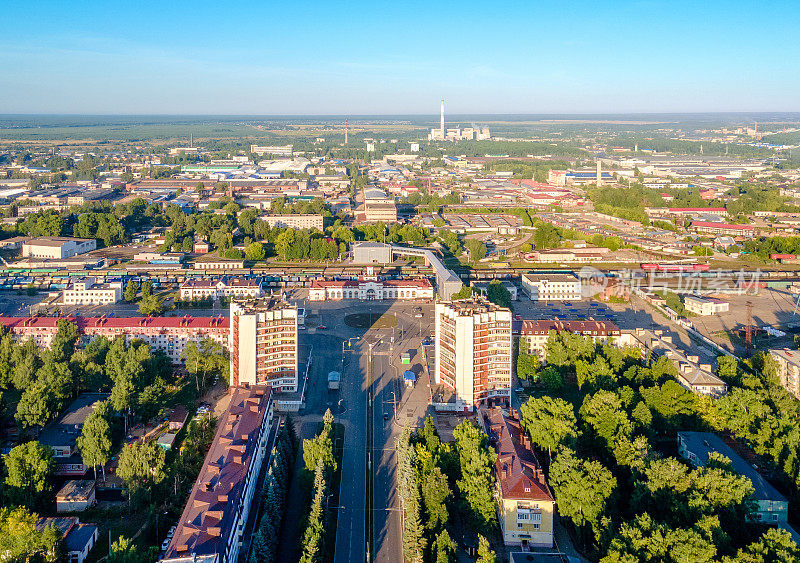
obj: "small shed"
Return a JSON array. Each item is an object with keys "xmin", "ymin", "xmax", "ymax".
[
  {"xmin": 157, "ymin": 433, "xmax": 178, "ymax": 451},
  {"xmin": 56, "ymin": 480, "xmax": 97, "ymax": 513},
  {"xmin": 401, "ymin": 352, "xmax": 411, "ymax": 365},
  {"xmin": 403, "ymin": 370, "xmax": 416, "ymax": 387},
  {"xmin": 168, "ymin": 405, "xmax": 189, "ymax": 431}
]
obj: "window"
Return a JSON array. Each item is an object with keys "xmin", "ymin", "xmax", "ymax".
[{"xmin": 533, "ymin": 523, "xmax": 540, "ymax": 530}]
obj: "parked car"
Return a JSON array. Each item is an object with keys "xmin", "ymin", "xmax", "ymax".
[
  {"xmin": 161, "ymin": 539, "xmax": 171, "ymax": 552},
  {"xmin": 317, "ymin": 325, "xmax": 328, "ymax": 330}
]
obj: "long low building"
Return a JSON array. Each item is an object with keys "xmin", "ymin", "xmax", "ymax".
[
  {"xmin": 180, "ymin": 278, "xmax": 263, "ymax": 301},
  {"xmin": 690, "ymin": 221, "xmax": 756, "ymax": 238},
  {"xmin": 163, "ymin": 385, "xmax": 274, "ymax": 563},
  {"xmin": 22, "ymin": 237, "xmax": 97, "ymax": 259},
  {"xmin": 259, "ymin": 213, "xmax": 324, "ymax": 230},
  {"xmin": 678, "ymin": 431, "xmax": 788, "ymax": 525},
  {"xmin": 62, "ymin": 277, "xmax": 123, "ymax": 306},
  {"xmin": 684, "ymin": 295, "xmax": 729, "ymax": 316},
  {"xmin": 520, "ymin": 273, "xmax": 582, "ymax": 301},
  {"xmin": 0, "ymin": 316, "xmax": 229, "ymax": 364},
  {"xmin": 308, "ymin": 277, "xmax": 434, "ymax": 301},
  {"xmin": 517, "ymin": 319, "xmax": 622, "ymax": 358}
]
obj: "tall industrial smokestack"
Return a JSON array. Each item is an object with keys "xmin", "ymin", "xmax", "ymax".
[
  {"xmin": 440, "ymin": 99, "xmax": 445, "ymax": 138},
  {"xmin": 190, "ymin": 133, "xmax": 193, "ymax": 148},
  {"xmin": 596, "ymin": 160, "xmax": 603, "ymax": 186},
  {"xmin": 345, "ymin": 118, "xmax": 348, "ymax": 145}
]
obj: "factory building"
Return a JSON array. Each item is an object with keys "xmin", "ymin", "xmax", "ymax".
[{"xmin": 22, "ymin": 237, "xmax": 96, "ymax": 260}]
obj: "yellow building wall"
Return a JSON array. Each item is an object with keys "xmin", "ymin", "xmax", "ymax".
[{"xmin": 499, "ymin": 495, "xmax": 555, "ymax": 548}]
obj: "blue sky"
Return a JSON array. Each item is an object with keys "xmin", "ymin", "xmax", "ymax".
[{"xmin": 1, "ymin": 0, "xmax": 798, "ymax": 114}]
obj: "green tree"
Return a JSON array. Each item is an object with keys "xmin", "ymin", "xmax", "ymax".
[
  {"xmin": 432, "ymin": 529, "xmax": 457, "ymax": 563},
  {"xmin": 420, "ymin": 466, "xmax": 450, "ymax": 531},
  {"xmin": 579, "ymin": 390, "xmax": 633, "ymax": 448},
  {"xmin": 716, "ymin": 355, "xmax": 738, "ymax": 382},
  {"xmin": 124, "ymin": 280, "xmax": 139, "ymax": 302},
  {"xmin": 533, "ymin": 223, "xmax": 561, "ymax": 249},
  {"xmin": 520, "ymin": 396, "xmax": 578, "ymax": 460},
  {"xmin": 465, "ymin": 239, "xmax": 487, "ymax": 261},
  {"xmin": 76, "ymin": 400, "xmax": 112, "ymax": 479},
  {"xmin": 476, "ymin": 535, "xmax": 497, "ymax": 563},
  {"xmin": 15, "ymin": 380, "xmax": 54, "ymax": 429},
  {"xmin": 4, "ymin": 441, "xmax": 55, "ymax": 509},
  {"xmin": 108, "ymin": 536, "xmax": 143, "ymax": 563},
  {"xmin": 245, "ymin": 242, "xmax": 266, "ymax": 261},
  {"xmin": 453, "ymin": 420, "xmax": 497, "ymax": 531},
  {"xmin": 117, "ymin": 440, "xmax": 167, "ymax": 495},
  {"xmin": 450, "ymin": 285, "xmax": 473, "ymax": 300},
  {"xmin": 485, "ymin": 279, "xmax": 512, "ymax": 308},
  {"xmin": 299, "ymin": 461, "xmax": 327, "ymax": 563},
  {"xmin": 550, "ymin": 448, "xmax": 616, "ymax": 549},
  {"xmin": 602, "ymin": 513, "xmax": 717, "ymax": 563},
  {"xmin": 0, "ymin": 507, "xmax": 63, "ymax": 563},
  {"xmin": 138, "ymin": 294, "xmax": 164, "ymax": 316},
  {"xmin": 724, "ymin": 527, "xmax": 800, "ymax": 563},
  {"xmin": 141, "ymin": 279, "xmax": 154, "ymax": 298},
  {"xmin": 516, "ymin": 346, "xmax": 540, "ymax": 381}
]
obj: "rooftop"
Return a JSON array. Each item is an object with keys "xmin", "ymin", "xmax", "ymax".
[
  {"xmin": 165, "ymin": 386, "xmax": 272, "ymax": 561},
  {"xmin": 39, "ymin": 393, "xmax": 109, "ymax": 449},
  {"xmin": 485, "ymin": 409, "xmax": 554, "ymax": 502},
  {"xmin": 678, "ymin": 431, "xmax": 786, "ymax": 503}
]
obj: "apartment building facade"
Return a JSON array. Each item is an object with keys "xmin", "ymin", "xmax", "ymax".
[
  {"xmin": 163, "ymin": 385, "xmax": 274, "ymax": 563},
  {"xmin": 517, "ymin": 319, "xmax": 622, "ymax": 359},
  {"xmin": 260, "ymin": 214, "xmax": 324, "ymax": 230},
  {"xmin": 230, "ymin": 298, "xmax": 298, "ymax": 392},
  {"xmin": 434, "ymin": 299, "xmax": 512, "ymax": 409},
  {"xmin": 769, "ymin": 348, "xmax": 800, "ymax": 400},
  {"xmin": 0, "ymin": 316, "xmax": 229, "ymax": 364}
]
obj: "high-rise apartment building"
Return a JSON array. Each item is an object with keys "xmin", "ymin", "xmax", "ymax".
[
  {"xmin": 230, "ymin": 298, "xmax": 298, "ymax": 392},
  {"xmin": 435, "ymin": 298, "xmax": 512, "ymax": 409}
]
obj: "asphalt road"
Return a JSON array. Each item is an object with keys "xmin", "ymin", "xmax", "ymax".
[{"xmin": 333, "ymin": 335, "xmax": 368, "ymax": 563}]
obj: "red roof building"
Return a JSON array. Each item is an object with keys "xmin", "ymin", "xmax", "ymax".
[
  {"xmin": 486, "ymin": 408, "xmax": 555, "ymax": 548},
  {"xmin": 0, "ymin": 316, "xmax": 229, "ymax": 364},
  {"xmin": 163, "ymin": 385, "xmax": 273, "ymax": 563}
]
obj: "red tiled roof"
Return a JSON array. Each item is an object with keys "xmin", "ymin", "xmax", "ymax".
[
  {"xmin": 669, "ymin": 207, "xmax": 727, "ymax": 212},
  {"xmin": 691, "ymin": 221, "xmax": 754, "ymax": 231},
  {"xmin": 165, "ymin": 386, "xmax": 272, "ymax": 560},
  {"xmin": 517, "ymin": 319, "xmax": 620, "ymax": 336},
  {"xmin": 0, "ymin": 316, "xmax": 229, "ymax": 332},
  {"xmin": 488, "ymin": 409, "xmax": 554, "ymax": 502}
]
